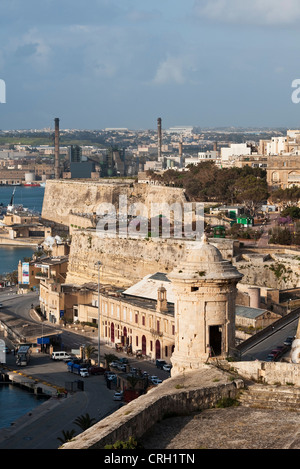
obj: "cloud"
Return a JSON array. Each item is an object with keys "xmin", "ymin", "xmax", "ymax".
[
  {"xmin": 152, "ymin": 54, "xmax": 198, "ymax": 86},
  {"xmin": 193, "ymin": 0, "xmax": 300, "ymax": 25}
]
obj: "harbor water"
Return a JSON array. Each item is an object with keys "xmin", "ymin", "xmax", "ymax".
[
  {"xmin": 0, "ymin": 384, "xmax": 49, "ymax": 430},
  {"xmin": 0, "ymin": 186, "xmax": 45, "ymax": 275},
  {"xmin": 0, "ymin": 186, "xmax": 47, "ymax": 426}
]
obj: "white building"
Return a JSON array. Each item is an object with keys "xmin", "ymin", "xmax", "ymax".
[
  {"xmin": 221, "ymin": 143, "xmax": 253, "ymax": 162},
  {"xmin": 185, "ymin": 150, "xmax": 219, "ymax": 167},
  {"xmin": 266, "ymin": 137, "xmax": 288, "ymax": 156}
]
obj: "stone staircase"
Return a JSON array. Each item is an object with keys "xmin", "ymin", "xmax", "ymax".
[{"xmin": 238, "ymin": 384, "xmax": 300, "ymax": 412}]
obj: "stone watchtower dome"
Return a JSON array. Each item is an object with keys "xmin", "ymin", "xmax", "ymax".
[{"xmin": 169, "ymin": 234, "xmax": 243, "ymax": 376}]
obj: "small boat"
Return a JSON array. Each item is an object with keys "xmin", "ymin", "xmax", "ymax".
[{"xmin": 23, "ymin": 183, "xmax": 41, "ymax": 187}]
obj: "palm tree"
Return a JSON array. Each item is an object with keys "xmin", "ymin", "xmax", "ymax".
[
  {"xmin": 84, "ymin": 345, "xmax": 96, "ymax": 361},
  {"xmin": 57, "ymin": 429, "xmax": 76, "ymax": 445},
  {"xmin": 73, "ymin": 413, "xmax": 96, "ymax": 431}
]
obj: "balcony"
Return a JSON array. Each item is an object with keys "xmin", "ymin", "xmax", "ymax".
[{"xmin": 150, "ymin": 328, "xmax": 163, "ymax": 338}]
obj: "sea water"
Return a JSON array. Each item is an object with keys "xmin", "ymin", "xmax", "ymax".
[
  {"xmin": 0, "ymin": 384, "xmax": 48, "ymax": 429},
  {"xmin": 0, "ymin": 186, "xmax": 48, "ymax": 428},
  {"xmin": 0, "ymin": 186, "xmax": 45, "ymax": 275}
]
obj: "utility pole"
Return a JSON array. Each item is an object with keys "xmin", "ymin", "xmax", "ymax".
[{"xmin": 95, "ymin": 261, "xmax": 102, "ymax": 366}]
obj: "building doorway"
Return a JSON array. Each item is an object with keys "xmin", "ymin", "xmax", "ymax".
[
  {"xmin": 209, "ymin": 325, "xmax": 222, "ymax": 356},
  {"xmin": 111, "ymin": 323, "xmax": 115, "ymax": 343},
  {"xmin": 142, "ymin": 335, "xmax": 146, "ymax": 355},
  {"xmin": 155, "ymin": 340, "xmax": 161, "ymax": 359}
]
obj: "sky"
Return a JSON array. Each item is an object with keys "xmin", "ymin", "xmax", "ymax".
[{"xmin": 0, "ymin": 0, "xmax": 300, "ymax": 130}]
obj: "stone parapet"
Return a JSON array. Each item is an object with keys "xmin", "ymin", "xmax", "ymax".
[{"xmin": 60, "ymin": 365, "xmax": 243, "ymax": 449}]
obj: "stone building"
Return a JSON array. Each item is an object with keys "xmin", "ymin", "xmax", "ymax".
[
  {"xmin": 169, "ymin": 235, "xmax": 243, "ymax": 375},
  {"xmin": 37, "ymin": 236, "xmax": 246, "ymax": 365},
  {"xmin": 267, "ymin": 155, "xmax": 300, "ymax": 190},
  {"xmin": 77, "ymin": 273, "xmax": 176, "ymax": 361}
]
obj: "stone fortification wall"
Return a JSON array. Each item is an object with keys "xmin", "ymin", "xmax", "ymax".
[
  {"xmin": 233, "ymin": 252, "xmax": 300, "ymax": 290},
  {"xmin": 233, "ymin": 361, "xmax": 300, "ymax": 386},
  {"xmin": 41, "ymin": 179, "xmax": 188, "ymax": 227},
  {"xmin": 61, "ymin": 366, "xmax": 242, "ymax": 450},
  {"xmin": 66, "ymin": 233, "xmax": 189, "ymax": 286},
  {"xmin": 65, "ymin": 232, "xmax": 236, "ymax": 287}
]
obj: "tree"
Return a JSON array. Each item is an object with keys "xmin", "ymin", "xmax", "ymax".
[
  {"xmin": 73, "ymin": 413, "xmax": 96, "ymax": 431},
  {"xmin": 57, "ymin": 429, "xmax": 76, "ymax": 445},
  {"xmin": 84, "ymin": 345, "xmax": 96, "ymax": 361},
  {"xmin": 281, "ymin": 206, "xmax": 300, "ymax": 220},
  {"xmin": 230, "ymin": 174, "xmax": 269, "ymax": 216}
]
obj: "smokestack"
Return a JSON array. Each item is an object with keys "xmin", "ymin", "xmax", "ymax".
[
  {"xmin": 54, "ymin": 117, "xmax": 60, "ymax": 179},
  {"xmin": 157, "ymin": 117, "xmax": 162, "ymax": 161},
  {"xmin": 179, "ymin": 140, "xmax": 183, "ymax": 168}
]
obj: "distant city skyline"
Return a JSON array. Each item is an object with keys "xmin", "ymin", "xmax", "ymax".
[{"xmin": 0, "ymin": 0, "xmax": 300, "ymax": 131}]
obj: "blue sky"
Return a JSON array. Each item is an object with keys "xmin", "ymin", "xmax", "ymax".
[{"xmin": 0, "ymin": 0, "xmax": 300, "ymax": 130}]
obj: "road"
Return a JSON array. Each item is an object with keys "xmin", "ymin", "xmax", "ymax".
[
  {"xmin": 0, "ymin": 345, "xmax": 170, "ymax": 449},
  {"xmin": 241, "ymin": 316, "xmax": 298, "ymax": 361},
  {"xmin": 0, "ymin": 352, "xmax": 122, "ymax": 449},
  {"xmin": 0, "ymin": 287, "xmax": 170, "ymax": 449}
]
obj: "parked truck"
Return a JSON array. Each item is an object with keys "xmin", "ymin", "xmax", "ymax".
[
  {"xmin": 16, "ymin": 345, "xmax": 31, "ymax": 366},
  {"xmin": 67, "ymin": 361, "xmax": 89, "ymax": 377}
]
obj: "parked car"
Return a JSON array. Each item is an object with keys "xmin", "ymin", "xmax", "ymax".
[
  {"xmin": 271, "ymin": 349, "xmax": 281, "ymax": 359},
  {"xmin": 118, "ymin": 364, "xmax": 127, "ymax": 372},
  {"xmin": 107, "ymin": 374, "xmax": 117, "ymax": 381},
  {"xmin": 113, "ymin": 391, "xmax": 123, "ymax": 401},
  {"xmin": 119, "ymin": 357, "xmax": 128, "ymax": 364},
  {"xmin": 284, "ymin": 336, "xmax": 294, "ymax": 347},
  {"xmin": 163, "ymin": 364, "xmax": 172, "ymax": 372},
  {"xmin": 150, "ymin": 375, "xmax": 158, "ymax": 382},
  {"xmin": 79, "ymin": 368, "xmax": 89, "ymax": 377},
  {"xmin": 51, "ymin": 351, "xmax": 72, "ymax": 361},
  {"xmin": 275, "ymin": 345, "xmax": 288, "ymax": 354},
  {"xmin": 266, "ymin": 354, "xmax": 276, "ymax": 362},
  {"xmin": 0, "ymin": 303, "xmax": 3, "ymax": 308},
  {"xmin": 89, "ymin": 366, "xmax": 106, "ymax": 375},
  {"xmin": 156, "ymin": 359, "xmax": 167, "ymax": 369},
  {"xmin": 110, "ymin": 361, "xmax": 119, "ymax": 369},
  {"xmin": 151, "ymin": 378, "xmax": 163, "ymax": 385}
]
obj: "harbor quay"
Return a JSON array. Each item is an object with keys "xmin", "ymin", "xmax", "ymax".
[{"xmin": 0, "ymin": 351, "xmax": 122, "ymax": 449}]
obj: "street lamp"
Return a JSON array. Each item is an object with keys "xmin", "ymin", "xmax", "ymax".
[{"xmin": 95, "ymin": 261, "xmax": 102, "ymax": 366}]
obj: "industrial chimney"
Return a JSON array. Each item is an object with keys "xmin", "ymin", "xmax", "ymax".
[
  {"xmin": 157, "ymin": 117, "xmax": 162, "ymax": 161},
  {"xmin": 179, "ymin": 140, "xmax": 183, "ymax": 168},
  {"xmin": 54, "ymin": 117, "xmax": 60, "ymax": 179}
]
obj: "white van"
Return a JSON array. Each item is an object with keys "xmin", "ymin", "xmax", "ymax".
[{"xmin": 51, "ymin": 351, "xmax": 72, "ymax": 361}]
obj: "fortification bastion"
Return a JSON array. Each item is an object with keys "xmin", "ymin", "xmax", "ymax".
[{"xmin": 41, "ymin": 179, "xmax": 188, "ymax": 227}]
